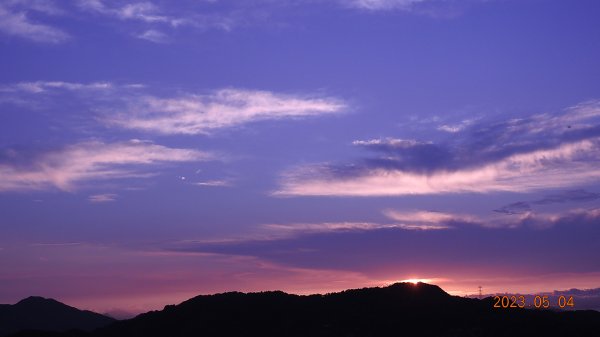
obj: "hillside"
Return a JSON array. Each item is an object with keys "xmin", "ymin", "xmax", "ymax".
[{"xmin": 7, "ymin": 283, "xmax": 600, "ymax": 337}]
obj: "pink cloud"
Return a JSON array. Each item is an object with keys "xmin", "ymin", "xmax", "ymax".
[
  {"xmin": 0, "ymin": 140, "xmax": 212, "ymax": 192},
  {"xmin": 276, "ymin": 139, "xmax": 600, "ymax": 196},
  {"xmin": 105, "ymin": 89, "xmax": 345, "ymax": 135}
]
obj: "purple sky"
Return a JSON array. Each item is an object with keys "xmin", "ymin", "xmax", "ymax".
[{"xmin": 1, "ymin": 0, "xmax": 600, "ymax": 315}]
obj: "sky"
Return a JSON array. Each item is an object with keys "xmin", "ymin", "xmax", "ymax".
[{"xmin": 1, "ymin": 0, "xmax": 600, "ymax": 316}]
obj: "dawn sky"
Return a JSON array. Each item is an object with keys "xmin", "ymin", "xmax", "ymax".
[{"xmin": 1, "ymin": 0, "xmax": 600, "ymax": 315}]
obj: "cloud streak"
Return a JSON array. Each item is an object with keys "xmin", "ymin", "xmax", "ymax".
[
  {"xmin": 348, "ymin": 0, "xmax": 426, "ymax": 11},
  {"xmin": 0, "ymin": 3, "xmax": 69, "ymax": 43},
  {"xmin": 276, "ymin": 101, "xmax": 600, "ymax": 196},
  {"xmin": 88, "ymin": 193, "xmax": 118, "ymax": 203},
  {"xmin": 105, "ymin": 89, "xmax": 345, "ymax": 135},
  {"xmin": 193, "ymin": 180, "xmax": 232, "ymax": 187},
  {"xmin": 0, "ymin": 81, "xmax": 115, "ymax": 93},
  {"xmin": 172, "ymin": 207, "xmax": 600, "ymax": 280},
  {"xmin": 78, "ymin": 0, "xmax": 183, "ymax": 26},
  {"xmin": 494, "ymin": 189, "xmax": 600, "ymax": 215},
  {"xmin": 1, "ymin": 82, "xmax": 341, "ymax": 135},
  {"xmin": 384, "ymin": 208, "xmax": 600, "ymax": 230},
  {"xmin": 136, "ymin": 29, "xmax": 168, "ymax": 43},
  {"xmin": 0, "ymin": 140, "xmax": 212, "ymax": 192},
  {"xmin": 0, "ymin": 0, "xmax": 489, "ymax": 44}
]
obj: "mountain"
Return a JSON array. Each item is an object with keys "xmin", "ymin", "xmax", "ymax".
[
  {"xmin": 7, "ymin": 283, "xmax": 600, "ymax": 337},
  {"xmin": 0, "ymin": 297, "xmax": 115, "ymax": 336}
]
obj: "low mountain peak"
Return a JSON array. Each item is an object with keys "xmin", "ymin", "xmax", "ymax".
[
  {"xmin": 387, "ymin": 281, "xmax": 448, "ymax": 294},
  {"xmin": 1, "ymin": 296, "xmax": 115, "ymax": 336},
  {"xmin": 16, "ymin": 296, "xmax": 60, "ymax": 306}
]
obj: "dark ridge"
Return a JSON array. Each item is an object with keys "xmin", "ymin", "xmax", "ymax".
[
  {"xmin": 0, "ymin": 296, "xmax": 115, "ymax": 336},
  {"xmin": 7, "ymin": 283, "xmax": 600, "ymax": 337}
]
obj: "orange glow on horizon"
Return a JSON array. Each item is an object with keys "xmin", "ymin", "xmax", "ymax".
[{"xmin": 400, "ymin": 278, "xmax": 432, "ymax": 284}]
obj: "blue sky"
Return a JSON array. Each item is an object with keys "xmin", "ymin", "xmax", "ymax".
[{"xmin": 1, "ymin": 0, "xmax": 600, "ymax": 314}]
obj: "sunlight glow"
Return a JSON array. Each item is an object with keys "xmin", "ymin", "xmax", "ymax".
[{"xmin": 400, "ymin": 278, "xmax": 432, "ymax": 284}]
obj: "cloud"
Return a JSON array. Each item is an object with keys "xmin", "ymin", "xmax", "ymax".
[
  {"xmin": 105, "ymin": 89, "xmax": 345, "ymax": 135},
  {"xmin": 78, "ymin": 0, "xmax": 198, "ymax": 29},
  {"xmin": 116, "ymin": 2, "xmax": 171, "ymax": 23},
  {"xmin": 137, "ymin": 29, "xmax": 168, "ymax": 43},
  {"xmin": 0, "ymin": 81, "xmax": 114, "ymax": 93},
  {"xmin": 193, "ymin": 180, "xmax": 232, "ymax": 187},
  {"xmin": 0, "ymin": 3, "xmax": 69, "ymax": 43},
  {"xmin": 534, "ymin": 189, "xmax": 600, "ymax": 205},
  {"xmin": 3, "ymin": 0, "xmax": 64, "ymax": 15},
  {"xmin": 0, "ymin": 82, "xmax": 341, "ymax": 137},
  {"xmin": 88, "ymin": 193, "xmax": 118, "ymax": 203},
  {"xmin": 0, "ymin": 140, "xmax": 212, "ymax": 192},
  {"xmin": 383, "ymin": 210, "xmax": 470, "ymax": 229},
  {"xmin": 0, "ymin": 0, "xmax": 489, "ymax": 44},
  {"xmin": 0, "ymin": 81, "xmax": 143, "ymax": 113},
  {"xmin": 29, "ymin": 242, "xmax": 82, "ymax": 247},
  {"xmin": 277, "ymin": 140, "xmax": 600, "ymax": 196},
  {"xmin": 345, "ymin": 0, "xmax": 487, "ymax": 17},
  {"xmin": 348, "ymin": 0, "xmax": 425, "ymax": 11},
  {"xmin": 385, "ymin": 207, "xmax": 600, "ymax": 230},
  {"xmin": 262, "ymin": 221, "xmax": 405, "ymax": 237},
  {"xmin": 494, "ymin": 189, "xmax": 600, "ymax": 215},
  {"xmin": 352, "ymin": 138, "xmax": 432, "ymax": 149},
  {"xmin": 75, "ymin": 0, "xmax": 252, "ymax": 39},
  {"xmin": 170, "ymin": 207, "xmax": 600, "ymax": 281},
  {"xmin": 494, "ymin": 201, "xmax": 532, "ymax": 215},
  {"xmin": 179, "ymin": 222, "xmax": 405, "ymax": 246},
  {"xmin": 276, "ymin": 101, "xmax": 600, "ymax": 196},
  {"xmin": 437, "ymin": 118, "xmax": 475, "ymax": 133},
  {"xmin": 180, "ymin": 217, "xmax": 451, "ymax": 248}
]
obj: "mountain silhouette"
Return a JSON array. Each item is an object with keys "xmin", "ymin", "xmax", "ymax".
[
  {"xmin": 0, "ymin": 296, "xmax": 115, "ymax": 336},
  {"xmin": 7, "ymin": 283, "xmax": 600, "ymax": 337}
]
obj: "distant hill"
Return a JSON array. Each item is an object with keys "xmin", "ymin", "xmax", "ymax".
[
  {"xmin": 7, "ymin": 283, "xmax": 600, "ymax": 337},
  {"xmin": 0, "ymin": 297, "xmax": 115, "ymax": 336}
]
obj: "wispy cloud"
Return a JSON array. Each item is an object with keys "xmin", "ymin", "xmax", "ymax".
[
  {"xmin": 0, "ymin": 81, "xmax": 145, "ymax": 111},
  {"xmin": 384, "ymin": 207, "xmax": 600, "ymax": 230},
  {"xmin": 29, "ymin": 242, "xmax": 82, "ymax": 247},
  {"xmin": 193, "ymin": 180, "xmax": 232, "ymax": 187},
  {"xmin": 0, "ymin": 82, "xmax": 341, "ymax": 136},
  {"xmin": 136, "ymin": 29, "xmax": 168, "ymax": 43},
  {"xmin": 352, "ymin": 138, "xmax": 432, "ymax": 149},
  {"xmin": 88, "ymin": 193, "xmax": 118, "ymax": 203},
  {"xmin": 105, "ymin": 89, "xmax": 345, "ymax": 135},
  {"xmin": 345, "ymin": 0, "xmax": 486, "ymax": 17},
  {"xmin": 494, "ymin": 189, "xmax": 600, "ymax": 215},
  {"xmin": 0, "ymin": 140, "xmax": 212, "ymax": 192},
  {"xmin": 437, "ymin": 118, "xmax": 475, "ymax": 133},
  {"xmin": 263, "ymin": 221, "xmax": 404, "ymax": 237},
  {"xmin": 277, "ymin": 140, "xmax": 600, "ymax": 196},
  {"xmin": 383, "ymin": 210, "xmax": 469, "ymax": 229},
  {"xmin": 0, "ymin": 0, "xmax": 489, "ymax": 44},
  {"xmin": 348, "ymin": 0, "xmax": 426, "ymax": 11},
  {"xmin": 0, "ymin": 3, "xmax": 69, "ymax": 43},
  {"xmin": 178, "ymin": 217, "xmax": 450, "ymax": 248},
  {"xmin": 276, "ymin": 101, "xmax": 600, "ymax": 196},
  {"xmin": 4, "ymin": 0, "xmax": 64, "ymax": 15},
  {"xmin": 168, "ymin": 206, "xmax": 600, "ymax": 284},
  {"xmin": 0, "ymin": 81, "xmax": 115, "ymax": 93},
  {"xmin": 76, "ymin": 0, "xmax": 268, "ymax": 41},
  {"xmin": 78, "ymin": 0, "xmax": 182, "ymax": 26},
  {"xmin": 190, "ymin": 213, "xmax": 458, "ymax": 246}
]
